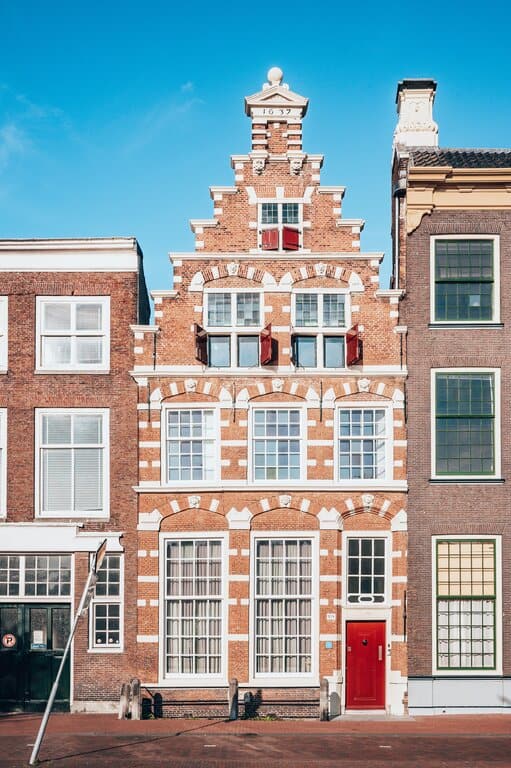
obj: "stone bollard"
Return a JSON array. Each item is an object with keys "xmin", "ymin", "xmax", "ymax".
[
  {"xmin": 131, "ymin": 678, "xmax": 141, "ymax": 720},
  {"xmin": 228, "ymin": 677, "xmax": 239, "ymax": 720},
  {"xmin": 119, "ymin": 682, "xmax": 131, "ymax": 720},
  {"xmin": 319, "ymin": 677, "xmax": 329, "ymax": 721}
]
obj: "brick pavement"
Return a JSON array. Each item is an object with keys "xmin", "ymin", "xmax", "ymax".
[{"xmin": 0, "ymin": 714, "xmax": 510, "ymax": 767}]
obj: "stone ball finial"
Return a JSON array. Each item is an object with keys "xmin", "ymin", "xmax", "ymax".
[{"xmin": 267, "ymin": 66, "xmax": 283, "ymax": 86}]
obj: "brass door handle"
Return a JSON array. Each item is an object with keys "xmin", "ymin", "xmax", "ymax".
[{"xmin": 378, "ymin": 645, "xmax": 383, "ymax": 661}]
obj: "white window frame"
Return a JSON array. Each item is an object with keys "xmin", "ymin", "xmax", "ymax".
[
  {"xmin": 0, "ymin": 410, "xmax": 6, "ymax": 517},
  {"xmin": 35, "ymin": 408, "xmax": 110, "ymax": 519},
  {"xmin": 0, "ymin": 297, "xmax": 7, "ymax": 372},
  {"xmin": 36, "ymin": 296, "xmax": 110, "ymax": 373},
  {"xmin": 159, "ymin": 531, "xmax": 229, "ymax": 687},
  {"xmin": 249, "ymin": 531, "xmax": 319, "ymax": 687},
  {"xmin": 432, "ymin": 535, "xmax": 502, "ymax": 676},
  {"xmin": 203, "ymin": 289, "xmax": 264, "ymax": 369},
  {"xmin": 161, "ymin": 404, "xmax": 220, "ymax": 487},
  {"xmin": 257, "ymin": 200, "xmax": 304, "ymax": 251},
  {"xmin": 430, "ymin": 234, "xmax": 500, "ymax": 325},
  {"xmin": 291, "ymin": 288, "xmax": 350, "ymax": 370},
  {"xmin": 248, "ymin": 404, "xmax": 307, "ymax": 485},
  {"xmin": 431, "ymin": 368, "xmax": 501, "ymax": 480},
  {"xmin": 342, "ymin": 531, "xmax": 391, "ymax": 607},
  {"xmin": 0, "ymin": 553, "xmax": 74, "ymax": 602},
  {"xmin": 88, "ymin": 553, "xmax": 124, "ymax": 653},
  {"xmin": 334, "ymin": 403, "xmax": 393, "ymax": 485}
]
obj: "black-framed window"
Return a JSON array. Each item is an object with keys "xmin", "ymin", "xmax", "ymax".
[
  {"xmin": 436, "ymin": 539, "xmax": 496, "ymax": 670},
  {"xmin": 434, "ymin": 239, "xmax": 494, "ymax": 321},
  {"xmin": 435, "ymin": 373, "xmax": 495, "ymax": 476},
  {"xmin": 347, "ymin": 538, "xmax": 386, "ymax": 603}
]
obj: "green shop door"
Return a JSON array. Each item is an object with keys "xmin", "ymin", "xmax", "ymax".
[{"xmin": 0, "ymin": 604, "xmax": 71, "ymax": 712}]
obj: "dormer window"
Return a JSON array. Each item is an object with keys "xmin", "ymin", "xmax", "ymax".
[{"xmin": 259, "ymin": 202, "xmax": 302, "ymax": 251}]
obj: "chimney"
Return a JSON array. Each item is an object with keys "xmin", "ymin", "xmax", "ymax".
[{"xmin": 393, "ymin": 79, "xmax": 438, "ymax": 151}]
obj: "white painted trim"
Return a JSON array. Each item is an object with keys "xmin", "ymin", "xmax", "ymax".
[
  {"xmin": 249, "ymin": 530, "xmax": 320, "ymax": 687},
  {"xmin": 430, "ymin": 368, "xmax": 501, "ymax": 480},
  {"xmin": 169, "ymin": 251, "xmax": 386, "ymax": 262},
  {"xmin": 0, "ymin": 524, "xmax": 123, "ymax": 552},
  {"xmin": 159, "ymin": 531, "xmax": 229, "ymax": 687},
  {"xmin": 134, "ymin": 480, "xmax": 408, "ymax": 493},
  {"xmin": 34, "ymin": 408, "xmax": 110, "ymax": 519},
  {"xmin": 35, "ymin": 296, "xmax": 110, "ymax": 373},
  {"xmin": 430, "ymin": 235, "xmax": 500, "ymax": 324},
  {"xmin": 431, "ymin": 535, "xmax": 502, "ymax": 676},
  {"xmin": 0, "ymin": 238, "xmax": 140, "ymax": 271},
  {"xmin": 131, "ymin": 365, "xmax": 408, "ymax": 376}
]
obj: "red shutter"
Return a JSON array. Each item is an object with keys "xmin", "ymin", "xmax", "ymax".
[
  {"xmin": 282, "ymin": 226, "xmax": 300, "ymax": 251},
  {"xmin": 194, "ymin": 324, "xmax": 208, "ymax": 364},
  {"xmin": 262, "ymin": 229, "xmax": 279, "ymax": 250},
  {"xmin": 260, "ymin": 324, "xmax": 272, "ymax": 365},
  {"xmin": 346, "ymin": 324, "xmax": 362, "ymax": 366}
]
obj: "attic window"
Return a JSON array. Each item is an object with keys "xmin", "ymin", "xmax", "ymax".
[{"xmin": 259, "ymin": 202, "xmax": 302, "ymax": 251}]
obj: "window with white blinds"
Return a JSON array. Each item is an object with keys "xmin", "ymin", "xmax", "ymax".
[
  {"xmin": 37, "ymin": 409, "xmax": 109, "ymax": 518},
  {"xmin": 36, "ymin": 296, "xmax": 110, "ymax": 371}
]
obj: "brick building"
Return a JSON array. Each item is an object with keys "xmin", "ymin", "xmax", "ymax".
[
  {"xmin": 133, "ymin": 69, "xmax": 408, "ymax": 717},
  {"xmin": 392, "ymin": 81, "xmax": 511, "ymax": 712},
  {"xmin": 0, "ymin": 238, "xmax": 150, "ymax": 712}
]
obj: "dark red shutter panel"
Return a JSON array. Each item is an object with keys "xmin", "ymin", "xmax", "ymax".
[
  {"xmin": 194, "ymin": 324, "xmax": 208, "ymax": 364},
  {"xmin": 282, "ymin": 226, "xmax": 300, "ymax": 251},
  {"xmin": 262, "ymin": 229, "xmax": 279, "ymax": 250},
  {"xmin": 260, "ymin": 324, "xmax": 272, "ymax": 365},
  {"xmin": 346, "ymin": 324, "xmax": 362, "ymax": 366}
]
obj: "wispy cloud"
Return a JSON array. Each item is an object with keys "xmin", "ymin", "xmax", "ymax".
[
  {"xmin": 180, "ymin": 81, "xmax": 194, "ymax": 93},
  {"xmin": 0, "ymin": 123, "xmax": 30, "ymax": 170},
  {"xmin": 121, "ymin": 91, "xmax": 204, "ymax": 154}
]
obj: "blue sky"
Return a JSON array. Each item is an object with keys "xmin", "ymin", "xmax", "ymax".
[{"xmin": 2, "ymin": 0, "xmax": 511, "ymax": 293}]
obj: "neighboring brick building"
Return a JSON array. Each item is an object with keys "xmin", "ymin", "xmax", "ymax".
[
  {"xmin": 0, "ymin": 238, "xmax": 150, "ymax": 712},
  {"xmin": 392, "ymin": 81, "xmax": 511, "ymax": 712},
  {"xmin": 133, "ymin": 69, "xmax": 408, "ymax": 717}
]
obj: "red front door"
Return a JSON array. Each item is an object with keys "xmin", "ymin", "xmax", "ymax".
[{"xmin": 345, "ymin": 621, "xmax": 385, "ymax": 709}]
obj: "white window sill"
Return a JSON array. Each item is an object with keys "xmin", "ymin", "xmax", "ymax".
[
  {"xmin": 36, "ymin": 511, "xmax": 109, "ymax": 519},
  {"xmin": 159, "ymin": 676, "xmax": 228, "ymax": 688},
  {"xmin": 88, "ymin": 647, "xmax": 124, "ymax": 654},
  {"xmin": 34, "ymin": 368, "xmax": 110, "ymax": 375}
]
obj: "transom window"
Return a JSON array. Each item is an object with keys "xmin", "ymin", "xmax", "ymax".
[
  {"xmin": 347, "ymin": 538, "xmax": 385, "ymax": 603},
  {"xmin": 259, "ymin": 202, "xmax": 302, "ymax": 251},
  {"xmin": 37, "ymin": 297, "xmax": 109, "ymax": 371},
  {"xmin": 338, "ymin": 409, "xmax": 387, "ymax": 480},
  {"xmin": 164, "ymin": 539, "xmax": 223, "ymax": 676},
  {"xmin": 434, "ymin": 373, "xmax": 495, "ymax": 476},
  {"xmin": 0, "ymin": 554, "xmax": 71, "ymax": 598},
  {"xmin": 254, "ymin": 538, "xmax": 313, "ymax": 675},
  {"xmin": 436, "ymin": 539, "xmax": 496, "ymax": 670},
  {"xmin": 252, "ymin": 409, "xmax": 302, "ymax": 481},
  {"xmin": 165, "ymin": 409, "xmax": 216, "ymax": 483},
  {"xmin": 434, "ymin": 239, "xmax": 495, "ymax": 322},
  {"xmin": 38, "ymin": 410, "xmax": 108, "ymax": 517},
  {"xmin": 292, "ymin": 292, "xmax": 347, "ymax": 368},
  {"xmin": 90, "ymin": 554, "xmax": 122, "ymax": 650}
]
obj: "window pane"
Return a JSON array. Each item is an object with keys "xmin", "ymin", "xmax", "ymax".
[
  {"xmin": 324, "ymin": 336, "xmax": 344, "ymax": 368},
  {"xmin": 323, "ymin": 295, "xmax": 345, "ymax": 327},
  {"xmin": 43, "ymin": 303, "xmax": 71, "ymax": 331},
  {"xmin": 282, "ymin": 203, "xmax": 299, "ymax": 224},
  {"xmin": 236, "ymin": 293, "xmax": 260, "ymax": 326},
  {"xmin": 208, "ymin": 336, "xmax": 230, "ymax": 367},
  {"xmin": 166, "ymin": 410, "xmax": 216, "ymax": 482},
  {"xmin": 338, "ymin": 409, "xmax": 387, "ymax": 479},
  {"xmin": 76, "ymin": 304, "xmax": 102, "ymax": 331},
  {"xmin": 42, "ymin": 337, "xmax": 71, "ymax": 366},
  {"xmin": 293, "ymin": 336, "xmax": 316, "ymax": 367},
  {"xmin": 76, "ymin": 338, "xmax": 103, "ymax": 365},
  {"xmin": 295, "ymin": 294, "xmax": 318, "ymax": 326},
  {"xmin": 238, "ymin": 336, "xmax": 259, "ymax": 367},
  {"xmin": 207, "ymin": 294, "xmax": 231, "ymax": 326},
  {"xmin": 261, "ymin": 203, "xmax": 278, "ymax": 224},
  {"xmin": 347, "ymin": 538, "xmax": 386, "ymax": 603},
  {"xmin": 252, "ymin": 410, "xmax": 301, "ymax": 480}
]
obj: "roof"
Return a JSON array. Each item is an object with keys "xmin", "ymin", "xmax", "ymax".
[{"xmin": 410, "ymin": 148, "xmax": 511, "ymax": 169}]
